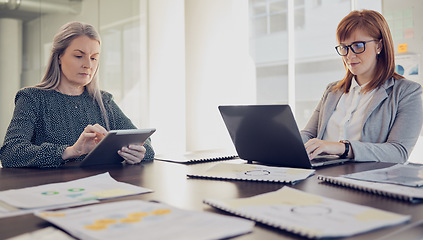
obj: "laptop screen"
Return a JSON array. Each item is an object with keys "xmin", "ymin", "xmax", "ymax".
[{"xmin": 219, "ymin": 105, "xmax": 312, "ymax": 168}]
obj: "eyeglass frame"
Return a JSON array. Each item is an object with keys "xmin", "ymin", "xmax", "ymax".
[{"xmin": 335, "ymin": 39, "xmax": 380, "ymax": 56}]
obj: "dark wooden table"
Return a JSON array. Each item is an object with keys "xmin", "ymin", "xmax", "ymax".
[{"xmin": 0, "ymin": 160, "xmax": 422, "ymax": 239}]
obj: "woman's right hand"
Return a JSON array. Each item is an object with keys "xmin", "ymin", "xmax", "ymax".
[
  {"xmin": 304, "ymin": 138, "xmax": 347, "ymax": 160},
  {"xmin": 62, "ymin": 124, "xmax": 108, "ymax": 160}
]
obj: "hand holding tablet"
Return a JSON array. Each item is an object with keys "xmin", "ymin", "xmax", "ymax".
[{"xmin": 79, "ymin": 128, "xmax": 156, "ymax": 167}]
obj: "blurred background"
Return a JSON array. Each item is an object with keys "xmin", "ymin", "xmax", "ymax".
[{"xmin": 0, "ymin": 0, "xmax": 422, "ymax": 162}]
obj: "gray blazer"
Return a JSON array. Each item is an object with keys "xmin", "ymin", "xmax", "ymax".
[{"xmin": 301, "ymin": 78, "xmax": 423, "ymax": 163}]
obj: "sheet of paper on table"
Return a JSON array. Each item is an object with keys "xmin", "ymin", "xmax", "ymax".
[
  {"xmin": 36, "ymin": 200, "xmax": 254, "ymax": 240},
  {"xmin": 0, "ymin": 172, "xmax": 152, "ymax": 218}
]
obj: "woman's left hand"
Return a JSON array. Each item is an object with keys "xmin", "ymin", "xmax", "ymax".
[{"xmin": 118, "ymin": 144, "xmax": 146, "ymax": 164}]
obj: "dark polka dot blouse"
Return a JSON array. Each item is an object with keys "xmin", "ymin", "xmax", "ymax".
[{"xmin": 0, "ymin": 87, "xmax": 154, "ymax": 168}]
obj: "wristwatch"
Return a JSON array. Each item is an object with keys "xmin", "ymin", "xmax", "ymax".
[{"xmin": 339, "ymin": 140, "xmax": 350, "ymax": 158}]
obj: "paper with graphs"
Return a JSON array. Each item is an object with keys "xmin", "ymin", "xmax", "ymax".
[
  {"xmin": 36, "ymin": 200, "xmax": 254, "ymax": 240},
  {"xmin": 0, "ymin": 172, "xmax": 151, "ymax": 218},
  {"xmin": 204, "ymin": 187, "xmax": 410, "ymax": 238}
]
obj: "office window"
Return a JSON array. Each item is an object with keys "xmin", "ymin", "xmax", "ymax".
[
  {"xmin": 98, "ymin": 0, "xmax": 149, "ymax": 128},
  {"xmin": 268, "ymin": 1, "xmax": 287, "ymax": 33},
  {"xmin": 250, "ymin": 0, "xmax": 305, "ymax": 36},
  {"xmin": 100, "ymin": 17, "xmax": 149, "ymax": 128},
  {"xmin": 249, "ymin": 0, "xmax": 349, "ymax": 129}
]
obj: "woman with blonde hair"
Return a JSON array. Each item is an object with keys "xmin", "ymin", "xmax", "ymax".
[
  {"xmin": 0, "ymin": 22, "xmax": 154, "ymax": 167},
  {"xmin": 301, "ymin": 10, "xmax": 422, "ymax": 163}
]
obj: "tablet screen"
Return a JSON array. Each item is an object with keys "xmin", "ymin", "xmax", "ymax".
[{"xmin": 79, "ymin": 128, "xmax": 156, "ymax": 167}]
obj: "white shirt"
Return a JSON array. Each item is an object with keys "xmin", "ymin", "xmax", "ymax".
[{"xmin": 323, "ymin": 78, "xmax": 376, "ymax": 141}]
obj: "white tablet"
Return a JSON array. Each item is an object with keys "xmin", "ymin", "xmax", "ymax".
[{"xmin": 79, "ymin": 128, "xmax": 156, "ymax": 167}]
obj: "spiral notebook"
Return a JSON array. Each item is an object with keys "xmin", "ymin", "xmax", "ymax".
[
  {"xmin": 155, "ymin": 149, "xmax": 238, "ymax": 164},
  {"xmin": 204, "ymin": 187, "xmax": 409, "ymax": 239},
  {"xmin": 317, "ymin": 175, "xmax": 423, "ymax": 203},
  {"xmin": 187, "ymin": 162, "xmax": 315, "ymax": 183},
  {"xmin": 342, "ymin": 164, "xmax": 423, "ymax": 187}
]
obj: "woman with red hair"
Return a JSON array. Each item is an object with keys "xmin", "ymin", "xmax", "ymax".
[{"xmin": 301, "ymin": 10, "xmax": 422, "ymax": 163}]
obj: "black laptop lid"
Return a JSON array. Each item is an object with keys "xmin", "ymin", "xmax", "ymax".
[{"xmin": 218, "ymin": 105, "xmax": 312, "ymax": 168}]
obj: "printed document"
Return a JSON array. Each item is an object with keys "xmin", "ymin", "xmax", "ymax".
[
  {"xmin": 0, "ymin": 172, "xmax": 152, "ymax": 218},
  {"xmin": 204, "ymin": 187, "xmax": 410, "ymax": 238},
  {"xmin": 36, "ymin": 200, "xmax": 254, "ymax": 240}
]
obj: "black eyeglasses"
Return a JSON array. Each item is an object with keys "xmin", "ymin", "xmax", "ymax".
[{"xmin": 335, "ymin": 39, "xmax": 379, "ymax": 56}]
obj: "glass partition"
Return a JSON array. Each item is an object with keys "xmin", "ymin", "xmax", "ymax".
[
  {"xmin": 250, "ymin": 0, "xmax": 289, "ymax": 106},
  {"xmin": 249, "ymin": 0, "xmax": 350, "ymax": 129},
  {"xmin": 0, "ymin": 0, "xmax": 148, "ymax": 143},
  {"xmin": 294, "ymin": 0, "xmax": 349, "ymax": 129}
]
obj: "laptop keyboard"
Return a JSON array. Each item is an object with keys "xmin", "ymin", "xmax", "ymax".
[
  {"xmin": 311, "ymin": 155, "xmax": 341, "ymax": 163},
  {"xmin": 311, "ymin": 158, "xmax": 327, "ymax": 164}
]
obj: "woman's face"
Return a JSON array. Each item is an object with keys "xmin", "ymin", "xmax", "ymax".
[
  {"xmin": 338, "ymin": 29, "xmax": 382, "ymax": 85},
  {"xmin": 59, "ymin": 36, "xmax": 100, "ymax": 90}
]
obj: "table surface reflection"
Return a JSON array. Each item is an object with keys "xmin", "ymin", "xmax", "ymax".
[{"xmin": 0, "ymin": 159, "xmax": 422, "ymax": 240}]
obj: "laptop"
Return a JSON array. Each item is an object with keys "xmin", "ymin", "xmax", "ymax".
[{"xmin": 218, "ymin": 105, "xmax": 350, "ymax": 168}]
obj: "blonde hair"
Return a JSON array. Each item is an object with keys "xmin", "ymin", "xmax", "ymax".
[
  {"xmin": 36, "ymin": 21, "xmax": 110, "ymax": 130},
  {"xmin": 333, "ymin": 10, "xmax": 403, "ymax": 93}
]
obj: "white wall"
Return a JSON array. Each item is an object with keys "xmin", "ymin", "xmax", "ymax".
[
  {"xmin": 148, "ymin": 0, "xmax": 187, "ymax": 155},
  {"xmin": 184, "ymin": 0, "xmax": 256, "ymax": 152},
  {"xmin": 148, "ymin": 0, "xmax": 256, "ymax": 154}
]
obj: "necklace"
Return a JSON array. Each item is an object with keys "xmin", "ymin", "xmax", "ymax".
[{"xmin": 56, "ymin": 88, "xmax": 83, "ymax": 109}]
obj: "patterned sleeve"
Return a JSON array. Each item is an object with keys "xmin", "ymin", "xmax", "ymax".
[
  {"xmin": 102, "ymin": 92, "xmax": 155, "ymax": 161},
  {"xmin": 0, "ymin": 89, "xmax": 67, "ymax": 168}
]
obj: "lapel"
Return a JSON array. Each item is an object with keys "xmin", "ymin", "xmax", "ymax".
[
  {"xmin": 362, "ymin": 78, "xmax": 393, "ymax": 124},
  {"xmin": 316, "ymin": 78, "xmax": 394, "ymax": 139}
]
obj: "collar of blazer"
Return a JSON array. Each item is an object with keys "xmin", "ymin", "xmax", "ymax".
[{"xmin": 316, "ymin": 77, "xmax": 395, "ymax": 140}]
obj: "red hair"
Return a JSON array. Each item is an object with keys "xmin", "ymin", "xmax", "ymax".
[{"xmin": 333, "ymin": 10, "xmax": 402, "ymax": 93}]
